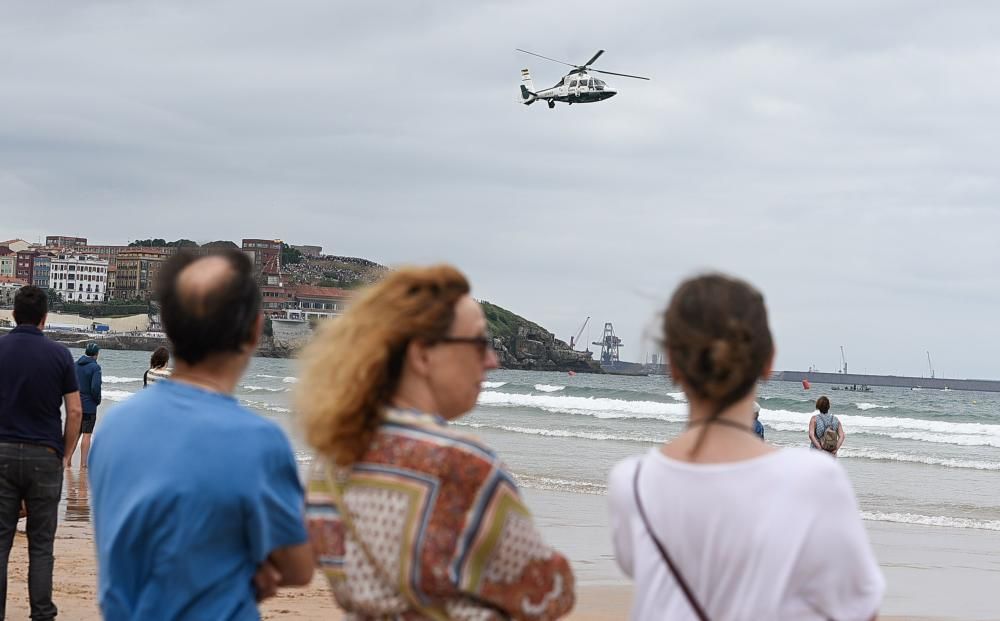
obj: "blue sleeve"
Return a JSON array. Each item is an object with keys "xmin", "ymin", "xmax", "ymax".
[
  {"xmin": 245, "ymin": 426, "xmax": 308, "ymax": 563},
  {"xmin": 92, "ymin": 367, "xmax": 102, "ymax": 405}
]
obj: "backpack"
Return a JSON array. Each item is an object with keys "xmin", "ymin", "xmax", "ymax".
[{"xmin": 818, "ymin": 415, "xmax": 839, "ymax": 452}]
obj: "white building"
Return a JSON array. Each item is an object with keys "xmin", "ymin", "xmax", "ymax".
[{"xmin": 49, "ymin": 255, "xmax": 109, "ymax": 303}]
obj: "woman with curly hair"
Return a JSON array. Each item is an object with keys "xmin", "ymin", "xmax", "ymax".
[{"xmin": 297, "ymin": 264, "xmax": 574, "ymax": 620}]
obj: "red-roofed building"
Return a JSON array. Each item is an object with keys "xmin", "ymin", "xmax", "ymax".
[
  {"xmin": 261, "ymin": 286, "xmax": 296, "ymax": 318},
  {"xmin": 15, "ymin": 250, "xmax": 39, "ymax": 282},
  {"xmin": 292, "ymin": 285, "xmax": 352, "ymax": 319}
]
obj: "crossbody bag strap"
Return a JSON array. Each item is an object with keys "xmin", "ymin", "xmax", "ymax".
[
  {"xmin": 323, "ymin": 463, "xmax": 449, "ymax": 621},
  {"xmin": 632, "ymin": 460, "xmax": 711, "ymax": 621}
]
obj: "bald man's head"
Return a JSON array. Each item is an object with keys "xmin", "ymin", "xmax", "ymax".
[{"xmin": 156, "ymin": 250, "xmax": 261, "ymax": 365}]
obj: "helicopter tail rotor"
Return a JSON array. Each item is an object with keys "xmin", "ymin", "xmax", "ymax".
[{"xmin": 519, "ymin": 68, "xmax": 537, "ymax": 105}]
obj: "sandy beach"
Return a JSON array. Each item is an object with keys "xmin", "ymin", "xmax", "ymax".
[
  {"xmin": 3, "ymin": 517, "xmax": 987, "ymax": 620},
  {"xmin": 3, "ymin": 532, "xmax": 628, "ymax": 621}
]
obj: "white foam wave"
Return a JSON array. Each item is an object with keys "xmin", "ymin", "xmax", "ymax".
[
  {"xmin": 839, "ymin": 448, "xmax": 1000, "ymax": 471},
  {"xmin": 668, "ymin": 392, "xmax": 687, "ymax": 402},
  {"xmin": 477, "ymin": 391, "xmax": 688, "ymax": 422},
  {"xmin": 534, "ymin": 384, "xmax": 565, "ymax": 393},
  {"xmin": 855, "ymin": 403, "xmax": 889, "ymax": 411},
  {"xmin": 241, "ymin": 385, "xmax": 287, "ymax": 393},
  {"xmin": 481, "ymin": 381, "xmax": 507, "ymax": 388},
  {"xmin": 862, "ymin": 512, "xmax": 1000, "ymax": 532},
  {"xmin": 282, "ymin": 377, "xmax": 298, "ymax": 384},
  {"xmin": 761, "ymin": 408, "xmax": 1000, "ymax": 444},
  {"xmin": 512, "ymin": 473, "xmax": 607, "ymax": 496},
  {"xmin": 103, "ymin": 389, "xmax": 135, "ymax": 402},
  {"xmin": 457, "ymin": 421, "xmax": 664, "ymax": 444},
  {"xmin": 103, "ymin": 376, "xmax": 140, "ymax": 384}
]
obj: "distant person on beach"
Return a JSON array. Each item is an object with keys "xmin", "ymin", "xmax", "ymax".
[
  {"xmin": 753, "ymin": 401, "xmax": 765, "ymax": 440},
  {"xmin": 68, "ymin": 342, "xmax": 102, "ymax": 469},
  {"xmin": 608, "ymin": 274, "xmax": 883, "ymax": 620},
  {"xmin": 297, "ymin": 264, "xmax": 575, "ymax": 619},
  {"xmin": 0, "ymin": 285, "xmax": 82, "ymax": 620},
  {"xmin": 142, "ymin": 346, "xmax": 171, "ymax": 387},
  {"xmin": 89, "ymin": 250, "xmax": 313, "ymax": 620},
  {"xmin": 810, "ymin": 395, "xmax": 845, "ymax": 454}
]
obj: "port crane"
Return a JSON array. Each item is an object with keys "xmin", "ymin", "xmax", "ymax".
[
  {"xmin": 593, "ymin": 322, "xmax": 623, "ymax": 364},
  {"xmin": 569, "ymin": 316, "xmax": 591, "ymax": 352}
]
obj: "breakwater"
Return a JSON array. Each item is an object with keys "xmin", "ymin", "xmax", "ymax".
[{"xmin": 772, "ymin": 370, "xmax": 1000, "ymax": 393}]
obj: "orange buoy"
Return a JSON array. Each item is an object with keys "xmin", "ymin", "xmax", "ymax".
[{"xmin": 802, "ymin": 379, "xmax": 811, "ymax": 390}]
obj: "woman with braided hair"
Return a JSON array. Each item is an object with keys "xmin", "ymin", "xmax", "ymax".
[{"xmin": 609, "ymin": 274, "xmax": 883, "ymax": 620}]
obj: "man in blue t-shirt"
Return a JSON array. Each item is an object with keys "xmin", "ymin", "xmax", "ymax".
[
  {"xmin": 89, "ymin": 250, "xmax": 313, "ymax": 621},
  {"xmin": 0, "ymin": 285, "xmax": 83, "ymax": 621}
]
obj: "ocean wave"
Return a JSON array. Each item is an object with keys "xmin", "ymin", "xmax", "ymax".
[
  {"xmin": 103, "ymin": 389, "xmax": 135, "ymax": 402},
  {"xmin": 482, "ymin": 381, "xmax": 507, "ymax": 388},
  {"xmin": 512, "ymin": 473, "xmax": 607, "ymax": 496},
  {"xmin": 534, "ymin": 384, "xmax": 565, "ymax": 393},
  {"xmin": 457, "ymin": 421, "xmax": 664, "ymax": 444},
  {"xmin": 477, "ymin": 391, "xmax": 689, "ymax": 422},
  {"xmin": 839, "ymin": 448, "xmax": 1000, "ymax": 470},
  {"xmin": 761, "ymin": 408, "xmax": 1000, "ymax": 438},
  {"xmin": 241, "ymin": 385, "xmax": 288, "ymax": 393},
  {"xmin": 862, "ymin": 512, "xmax": 1000, "ymax": 532},
  {"xmin": 667, "ymin": 392, "xmax": 687, "ymax": 402},
  {"xmin": 103, "ymin": 376, "xmax": 141, "ymax": 384},
  {"xmin": 282, "ymin": 377, "xmax": 298, "ymax": 384},
  {"xmin": 855, "ymin": 403, "xmax": 889, "ymax": 411}
]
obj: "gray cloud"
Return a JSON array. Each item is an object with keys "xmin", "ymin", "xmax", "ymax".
[{"xmin": 2, "ymin": 0, "xmax": 999, "ymax": 377}]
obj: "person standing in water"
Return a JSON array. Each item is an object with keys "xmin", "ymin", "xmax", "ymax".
[
  {"xmin": 143, "ymin": 346, "xmax": 171, "ymax": 387},
  {"xmin": 809, "ymin": 396, "xmax": 845, "ymax": 454},
  {"xmin": 68, "ymin": 342, "xmax": 102, "ymax": 469},
  {"xmin": 608, "ymin": 274, "xmax": 883, "ymax": 620}
]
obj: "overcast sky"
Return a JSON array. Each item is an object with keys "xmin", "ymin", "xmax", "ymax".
[{"xmin": 3, "ymin": 1, "xmax": 999, "ymax": 377}]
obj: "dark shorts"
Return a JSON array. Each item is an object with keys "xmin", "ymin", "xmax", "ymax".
[{"xmin": 81, "ymin": 412, "xmax": 97, "ymax": 434}]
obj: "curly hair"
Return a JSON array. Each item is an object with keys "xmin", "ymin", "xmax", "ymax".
[
  {"xmin": 664, "ymin": 273, "xmax": 774, "ymax": 454},
  {"xmin": 296, "ymin": 264, "xmax": 471, "ymax": 466}
]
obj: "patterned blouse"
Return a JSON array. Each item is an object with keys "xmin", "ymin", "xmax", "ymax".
[{"xmin": 306, "ymin": 408, "xmax": 575, "ymax": 620}]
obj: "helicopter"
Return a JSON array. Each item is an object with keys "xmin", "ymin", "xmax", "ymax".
[{"xmin": 516, "ymin": 48, "xmax": 650, "ymax": 109}]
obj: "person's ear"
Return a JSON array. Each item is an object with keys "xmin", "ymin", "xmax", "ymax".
[
  {"xmin": 246, "ymin": 313, "xmax": 264, "ymax": 351},
  {"xmin": 405, "ymin": 340, "xmax": 433, "ymax": 378},
  {"xmin": 761, "ymin": 347, "xmax": 776, "ymax": 380}
]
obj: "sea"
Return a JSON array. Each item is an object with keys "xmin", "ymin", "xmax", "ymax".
[{"xmin": 75, "ymin": 348, "xmax": 1000, "ymax": 593}]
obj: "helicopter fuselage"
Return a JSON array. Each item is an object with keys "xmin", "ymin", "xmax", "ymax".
[
  {"xmin": 521, "ymin": 69, "xmax": 617, "ymax": 107},
  {"xmin": 516, "ymin": 49, "xmax": 647, "ymax": 109}
]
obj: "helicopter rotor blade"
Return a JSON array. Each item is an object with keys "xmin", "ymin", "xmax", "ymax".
[
  {"xmin": 583, "ymin": 49, "xmax": 605, "ymax": 67},
  {"xmin": 515, "ymin": 49, "xmax": 578, "ymax": 68},
  {"xmin": 590, "ymin": 68, "xmax": 650, "ymax": 80}
]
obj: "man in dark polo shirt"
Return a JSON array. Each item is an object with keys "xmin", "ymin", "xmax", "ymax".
[{"xmin": 0, "ymin": 285, "xmax": 82, "ymax": 620}]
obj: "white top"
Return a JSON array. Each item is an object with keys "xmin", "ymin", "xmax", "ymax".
[{"xmin": 609, "ymin": 448, "xmax": 884, "ymax": 621}]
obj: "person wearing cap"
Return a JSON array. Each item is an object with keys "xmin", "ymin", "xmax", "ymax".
[
  {"xmin": 753, "ymin": 401, "xmax": 765, "ymax": 440},
  {"xmin": 69, "ymin": 342, "xmax": 103, "ymax": 469}
]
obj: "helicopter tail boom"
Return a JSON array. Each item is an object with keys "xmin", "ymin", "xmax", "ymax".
[{"xmin": 520, "ymin": 69, "xmax": 537, "ymax": 105}]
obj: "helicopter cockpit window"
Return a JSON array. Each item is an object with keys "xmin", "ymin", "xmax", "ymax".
[
  {"xmin": 569, "ymin": 80, "xmax": 578, "ymax": 87},
  {"xmin": 594, "ymin": 79, "xmax": 605, "ymax": 91}
]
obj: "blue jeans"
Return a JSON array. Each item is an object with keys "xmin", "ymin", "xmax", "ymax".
[{"xmin": 0, "ymin": 443, "xmax": 63, "ymax": 620}]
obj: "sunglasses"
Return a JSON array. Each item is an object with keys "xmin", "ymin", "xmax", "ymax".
[{"xmin": 435, "ymin": 335, "xmax": 494, "ymax": 357}]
